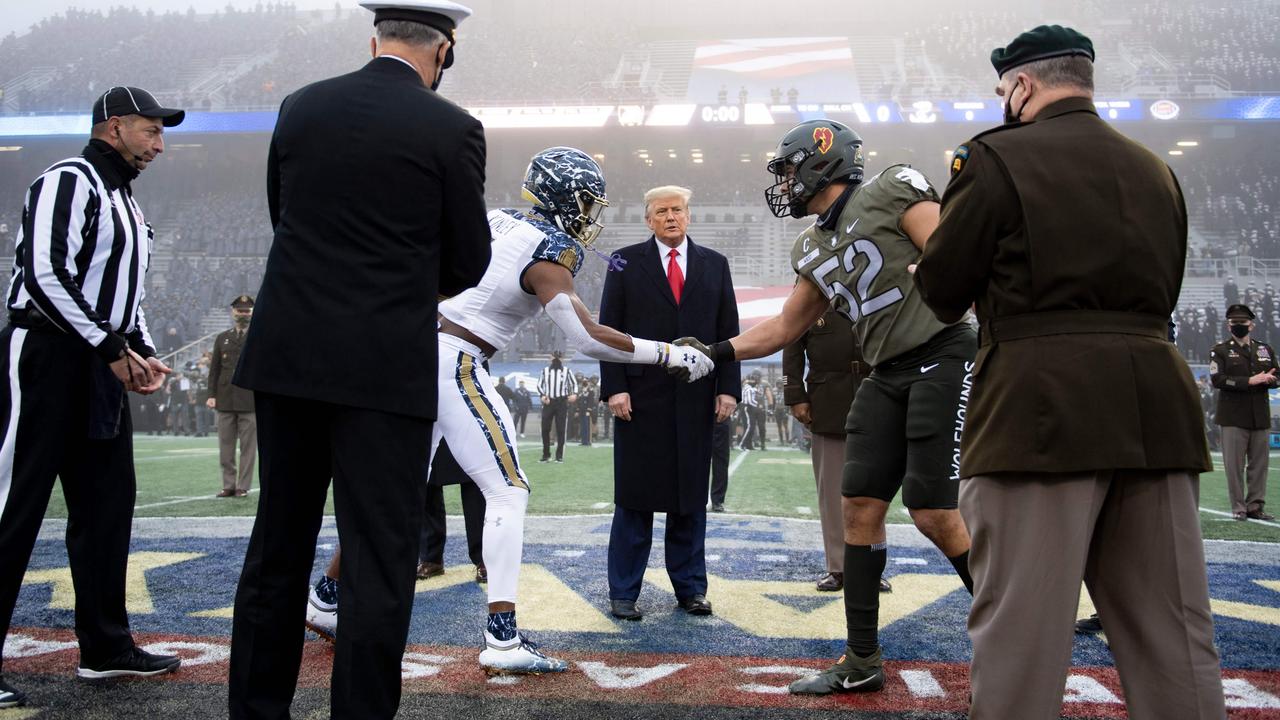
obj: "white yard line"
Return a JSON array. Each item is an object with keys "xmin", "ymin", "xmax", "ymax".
[
  {"xmin": 1199, "ymin": 505, "xmax": 1280, "ymax": 528},
  {"xmin": 728, "ymin": 449, "xmax": 751, "ymax": 477},
  {"xmin": 135, "ymin": 491, "xmax": 255, "ymax": 510}
]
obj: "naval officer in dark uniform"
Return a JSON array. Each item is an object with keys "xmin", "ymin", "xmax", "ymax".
[
  {"xmin": 1210, "ymin": 303, "xmax": 1278, "ymax": 521},
  {"xmin": 207, "ymin": 294, "xmax": 256, "ymax": 498},
  {"xmin": 227, "ymin": 2, "xmax": 490, "ymax": 718},
  {"xmin": 913, "ymin": 25, "xmax": 1226, "ymax": 720}
]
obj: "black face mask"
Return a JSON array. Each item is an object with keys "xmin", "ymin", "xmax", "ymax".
[
  {"xmin": 1231, "ymin": 324, "xmax": 1251, "ymax": 339},
  {"xmin": 431, "ymin": 67, "xmax": 443, "ymax": 92},
  {"xmin": 1003, "ymin": 81, "xmax": 1027, "ymax": 124}
]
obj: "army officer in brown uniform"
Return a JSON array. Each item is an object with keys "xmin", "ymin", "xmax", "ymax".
[
  {"xmin": 1210, "ymin": 303, "xmax": 1278, "ymax": 521},
  {"xmin": 913, "ymin": 25, "xmax": 1225, "ymax": 720},
  {"xmin": 207, "ymin": 295, "xmax": 257, "ymax": 497},
  {"xmin": 782, "ymin": 308, "xmax": 871, "ymax": 592}
]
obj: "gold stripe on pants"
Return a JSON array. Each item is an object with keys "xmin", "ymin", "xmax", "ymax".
[
  {"xmin": 961, "ymin": 470, "xmax": 1225, "ymax": 720},
  {"xmin": 458, "ymin": 353, "xmax": 526, "ymax": 490}
]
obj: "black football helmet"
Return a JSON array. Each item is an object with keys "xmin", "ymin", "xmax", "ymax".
[{"xmin": 765, "ymin": 120, "xmax": 865, "ymax": 219}]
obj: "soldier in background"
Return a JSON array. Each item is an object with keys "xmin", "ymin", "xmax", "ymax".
[
  {"xmin": 1210, "ymin": 303, "xmax": 1278, "ymax": 521},
  {"xmin": 207, "ymin": 295, "xmax": 257, "ymax": 498}
]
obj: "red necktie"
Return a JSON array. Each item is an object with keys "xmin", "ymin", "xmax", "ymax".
[{"xmin": 667, "ymin": 248, "xmax": 684, "ymax": 305}]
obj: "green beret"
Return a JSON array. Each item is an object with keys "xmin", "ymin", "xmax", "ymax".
[{"xmin": 991, "ymin": 25, "xmax": 1095, "ymax": 77}]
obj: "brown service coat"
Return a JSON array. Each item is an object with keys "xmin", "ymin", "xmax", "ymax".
[
  {"xmin": 781, "ymin": 308, "xmax": 870, "ymax": 435},
  {"xmin": 207, "ymin": 327, "xmax": 255, "ymax": 413},
  {"xmin": 1209, "ymin": 337, "xmax": 1279, "ymax": 429},
  {"xmin": 914, "ymin": 96, "xmax": 1210, "ymax": 476}
]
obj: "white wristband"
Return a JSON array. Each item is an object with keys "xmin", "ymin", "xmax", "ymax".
[{"xmin": 630, "ymin": 338, "xmax": 665, "ymax": 365}]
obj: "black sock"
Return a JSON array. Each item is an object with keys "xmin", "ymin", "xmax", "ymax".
[
  {"xmin": 948, "ymin": 550, "xmax": 974, "ymax": 595},
  {"xmin": 844, "ymin": 543, "xmax": 887, "ymax": 657}
]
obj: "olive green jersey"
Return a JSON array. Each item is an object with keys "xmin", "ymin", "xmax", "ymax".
[{"xmin": 790, "ymin": 164, "xmax": 955, "ymax": 366}]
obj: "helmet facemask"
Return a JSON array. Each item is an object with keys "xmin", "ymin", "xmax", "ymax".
[
  {"xmin": 565, "ymin": 187, "xmax": 608, "ymax": 247},
  {"xmin": 766, "ymin": 149, "xmax": 817, "ymax": 219}
]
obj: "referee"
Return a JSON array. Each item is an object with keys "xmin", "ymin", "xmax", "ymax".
[
  {"xmin": 538, "ymin": 351, "xmax": 578, "ymax": 462},
  {"xmin": 0, "ymin": 86, "xmax": 184, "ymax": 708}
]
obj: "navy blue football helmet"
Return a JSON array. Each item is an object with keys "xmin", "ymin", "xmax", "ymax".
[{"xmin": 522, "ymin": 147, "xmax": 608, "ymax": 247}]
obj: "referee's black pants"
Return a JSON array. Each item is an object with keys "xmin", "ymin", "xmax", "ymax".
[
  {"xmin": 540, "ymin": 397, "xmax": 568, "ymax": 461},
  {"xmin": 228, "ymin": 391, "xmax": 432, "ymax": 720},
  {"xmin": 710, "ymin": 416, "xmax": 731, "ymax": 505},
  {"xmin": 0, "ymin": 326, "xmax": 138, "ymax": 671}
]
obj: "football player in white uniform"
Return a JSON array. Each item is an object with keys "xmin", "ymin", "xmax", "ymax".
[{"xmin": 305, "ymin": 147, "xmax": 714, "ymax": 675}]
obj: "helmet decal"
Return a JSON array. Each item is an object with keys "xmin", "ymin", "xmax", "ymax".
[{"xmin": 813, "ymin": 126, "xmax": 834, "ymax": 154}]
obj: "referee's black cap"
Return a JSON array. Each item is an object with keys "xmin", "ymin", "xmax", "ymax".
[{"xmin": 92, "ymin": 86, "xmax": 185, "ymax": 127}]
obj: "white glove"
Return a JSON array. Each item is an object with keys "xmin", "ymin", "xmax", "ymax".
[{"xmin": 660, "ymin": 342, "xmax": 715, "ymax": 383}]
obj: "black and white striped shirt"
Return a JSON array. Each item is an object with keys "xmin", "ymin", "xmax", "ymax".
[
  {"xmin": 538, "ymin": 364, "xmax": 578, "ymax": 400},
  {"xmin": 7, "ymin": 140, "xmax": 156, "ymax": 360}
]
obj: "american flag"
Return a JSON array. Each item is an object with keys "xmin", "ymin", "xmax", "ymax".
[{"xmin": 694, "ymin": 37, "xmax": 853, "ymax": 78}]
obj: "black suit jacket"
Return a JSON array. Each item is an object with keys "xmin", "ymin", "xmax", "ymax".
[
  {"xmin": 599, "ymin": 237, "xmax": 740, "ymax": 513},
  {"xmin": 235, "ymin": 58, "xmax": 490, "ymax": 418}
]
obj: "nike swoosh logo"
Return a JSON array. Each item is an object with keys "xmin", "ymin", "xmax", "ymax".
[
  {"xmin": 841, "ymin": 672, "xmax": 880, "ymax": 689},
  {"xmin": 920, "ymin": 363, "xmax": 940, "ymax": 373},
  {"xmin": 845, "ymin": 218, "xmax": 860, "ymax": 235}
]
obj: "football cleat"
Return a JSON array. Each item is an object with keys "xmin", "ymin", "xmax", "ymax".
[
  {"xmin": 478, "ymin": 630, "xmax": 569, "ymax": 676},
  {"xmin": 788, "ymin": 646, "xmax": 884, "ymax": 695},
  {"xmin": 305, "ymin": 578, "xmax": 338, "ymax": 642}
]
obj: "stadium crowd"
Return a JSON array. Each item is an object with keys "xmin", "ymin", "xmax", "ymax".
[{"xmin": 2, "ymin": 1, "xmax": 1277, "ymax": 114}]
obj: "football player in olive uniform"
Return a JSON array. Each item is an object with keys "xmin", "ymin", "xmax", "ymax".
[{"xmin": 678, "ymin": 120, "xmax": 976, "ymax": 695}]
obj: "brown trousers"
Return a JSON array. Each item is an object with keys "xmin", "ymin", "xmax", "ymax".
[
  {"xmin": 218, "ymin": 410, "xmax": 257, "ymax": 493},
  {"xmin": 1219, "ymin": 425, "xmax": 1270, "ymax": 514},
  {"xmin": 962, "ymin": 470, "xmax": 1225, "ymax": 720},
  {"xmin": 811, "ymin": 432, "xmax": 845, "ymax": 573}
]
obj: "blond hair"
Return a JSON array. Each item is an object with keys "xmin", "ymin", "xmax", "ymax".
[{"xmin": 643, "ymin": 185, "xmax": 693, "ymax": 218}]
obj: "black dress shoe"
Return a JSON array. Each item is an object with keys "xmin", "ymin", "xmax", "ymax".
[
  {"xmin": 816, "ymin": 572, "xmax": 843, "ymax": 591},
  {"xmin": 610, "ymin": 599, "xmax": 643, "ymax": 621},
  {"xmin": 677, "ymin": 594, "xmax": 712, "ymax": 616},
  {"xmin": 879, "ymin": 576, "xmax": 892, "ymax": 593},
  {"xmin": 1074, "ymin": 613, "xmax": 1103, "ymax": 635}
]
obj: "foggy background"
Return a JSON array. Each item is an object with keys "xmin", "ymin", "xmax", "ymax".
[{"xmin": 0, "ymin": 0, "xmax": 1275, "ymax": 369}]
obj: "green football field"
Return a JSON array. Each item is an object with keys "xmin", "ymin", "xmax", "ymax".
[{"xmin": 40, "ymin": 435, "xmax": 1280, "ymax": 543}]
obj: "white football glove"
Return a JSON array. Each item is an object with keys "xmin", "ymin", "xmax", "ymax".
[{"xmin": 661, "ymin": 341, "xmax": 715, "ymax": 383}]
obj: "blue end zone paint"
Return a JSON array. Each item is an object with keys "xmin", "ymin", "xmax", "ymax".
[{"xmin": 14, "ymin": 533, "xmax": 1280, "ymax": 674}]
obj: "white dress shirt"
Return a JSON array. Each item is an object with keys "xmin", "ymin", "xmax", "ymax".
[{"xmin": 655, "ymin": 236, "xmax": 688, "ymax": 279}]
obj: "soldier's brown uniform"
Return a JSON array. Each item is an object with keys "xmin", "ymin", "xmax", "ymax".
[
  {"xmin": 782, "ymin": 309, "xmax": 869, "ymax": 576},
  {"xmin": 207, "ymin": 326, "xmax": 256, "ymax": 495},
  {"xmin": 915, "ymin": 96, "xmax": 1224, "ymax": 719},
  {"xmin": 1209, "ymin": 335, "xmax": 1278, "ymax": 517}
]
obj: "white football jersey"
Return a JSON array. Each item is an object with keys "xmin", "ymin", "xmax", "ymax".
[{"xmin": 438, "ymin": 209, "xmax": 583, "ymax": 353}]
